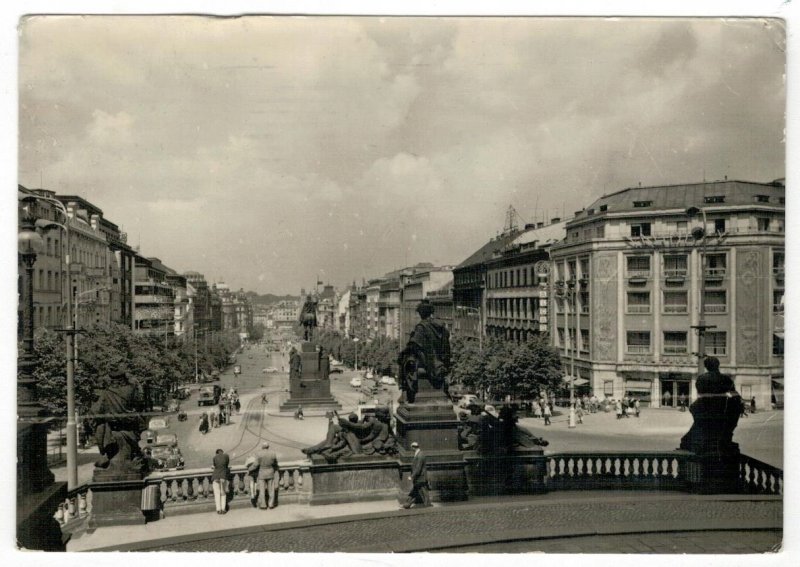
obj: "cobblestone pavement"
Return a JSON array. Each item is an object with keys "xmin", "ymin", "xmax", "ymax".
[
  {"xmin": 130, "ymin": 496, "xmax": 781, "ymax": 553},
  {"xmin": 444, "ymin": 530, "xmax": 782, "ymax": 554}
]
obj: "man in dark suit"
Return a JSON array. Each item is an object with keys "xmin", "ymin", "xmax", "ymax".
[
  {"xmin": 248, "ymin": 441, "xmax": 279, "ymax": 509},
  {"xmin": 403, "ymin": 441, "xmax": 431, "ymax": 509}
]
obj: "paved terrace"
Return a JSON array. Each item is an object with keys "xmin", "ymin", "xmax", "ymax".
[{"xmin": 69, "ymin": 492, "xmax": 781, "ymax": 553}]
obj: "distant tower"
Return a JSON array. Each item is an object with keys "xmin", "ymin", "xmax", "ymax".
[{"xmin": 504, "ymin": 205, "xmax": 520, "ymax": 234}]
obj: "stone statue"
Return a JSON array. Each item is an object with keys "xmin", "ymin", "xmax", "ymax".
[
  {"xmin": 680, "ymin": 357, "xmax": 742, "ymax": 457},
  {"xmin": 289, "ymin": 347, "xmax": 302, "ymax": 381},
  {"xmin": 397, "ymin": 299, "xmax": 451, "ymax": 403},
  {"xmin": 302, "ymin": 409, "xmax": 398, "ymax": 463},
  {"xmin": 298, "ymin": 296, "xmax": 318, "ymax": 341},
  {"xmin": 89, "ymin": 368, "xmax": 147, "ymax": 476},
  {"xmin": 457, "ymin": 406, "xmax": 548, "ymax": 453}
]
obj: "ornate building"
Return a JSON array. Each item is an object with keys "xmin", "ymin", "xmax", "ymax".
[{"xmin": 549, "ymin": 179, "xmax": 785, "ymax": 409}]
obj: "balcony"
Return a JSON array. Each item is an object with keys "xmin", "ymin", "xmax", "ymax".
[
  {"xmin": 704, "ymin": 304, "xmax": 727, "ymax": 314},
  {"xmin": 663, "ymin": 304, "xmax": 688, "ymax": 314},
  {"xmin": 704, "ymin": 267, "xmax": 726, "ymax": 280},
  {"xmin": 663, "ymin": 346, "xmax": 688, "ymax": 355},
  {"xmin": 626, "ymin": 270, "xmax": 650, "ymax": 280},
  {"xmin": 627, "ymin": 305, "xmax": 651, "ymax": 314},
  {"xmin": 626, "ymin": 345, "xmax": 651, "ymax": 354},
  {"xmin": 664, "ymin": 268, "xmax": 687, "ymax": 278}
]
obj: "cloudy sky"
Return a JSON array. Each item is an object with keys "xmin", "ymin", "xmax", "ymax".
[{"xmin": 18, "ymin": 16, "xmax": 785, "ymax": 295}]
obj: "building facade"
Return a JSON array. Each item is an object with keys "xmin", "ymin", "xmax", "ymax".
[
  {"xmin": 549, "ymin": 180, "xmax": 785, "ymax": 409},
  {"xmin": 133, "ymin": 256, "xmax": 175, "ymax": 337}
]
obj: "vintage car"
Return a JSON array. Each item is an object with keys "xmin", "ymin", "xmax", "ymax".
[
  {"xmin": 149, "ymin": 437, "xmax": 184, "ymax": 471},
  {"xmin": 349, "ymin": 376, "xmax": 363, "ymax": 389},
  {"xmin": 379, "ymin": 376, "xmax": 397, "ymax": 386}
]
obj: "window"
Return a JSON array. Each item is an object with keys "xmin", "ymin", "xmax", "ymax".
[
  {"xmin": 627, "ymin": 292, "xmax": 651, "ymax": 313},
  {"xmin": 626, "ymin": 255, "xmax": 651, "ymax": 277},
  {"xmin": 557, "ymin": 328, "xmax": 565, "ymax": 347},
  {"xmin": 580, "ymin": 329, "xmax": 590, "ymax": 353},
  {"xmin": 55, "ymin": 239, "xmax": 60, "ymax": 257},
  {"xmin": 599, "ymin": 204, "xmax": 608, "ymax": 212},
  {"xmin": 755, "ymin": 195, "xmax": 770, "ymax": 203},
  {"xmin": 714, "ymin": 219, "xmax": 726, "ymax": 234},
  {"xmin": 586, "ymin": 208, "xmax": 595, "ymax": 215},
  {"xmin": 773, "ymin": 291, "xmax": 784, "ymax": 313},
  {"xmin": 675, "ymin": 220, "xmax": 688, "ymax": 233},
  {"xmin": 704, "ymin": 195, "xmax": 725, "ymax": 204},
  {"xmin": 579, "ymin": 291, "xmax": 590, "ymax": 313},
  {"xmin": 704, "ymin": 290, "xmax": 727, "ymax": 313},
  {"xmin": 631, "ymin": 223, "xmax": 652, "ymax": 237},
  {"xmin": 38, "ymin": 269, "xmax": 44, "ymax": 290},
  {"xmin": 663, "ymin": 255, "xmax": 688, "ymax": 277},
  {"xmin": 633, "ymin": 200, "xmax": 652, "ymax": 208},
  {"xmin": 47, "ymin": 271, "xmax": 52, "ymax": 291},
  {"xmin": 773, "ymin": 334, "xmax": 784, "ymax": 356},
  {"xmin": 773, "ymin": 251, "xmax": 785, "ymax": 276},
  {"xmin": 757, "ymin": 217, "xmax": 770, "ymax": 231},
  {"xmin": 705, "ymin": 253, "xmax": 727, "ymax": 277},
  {"xmin": 580, "ymin": 259, "xmax": 590, "ymax": 278},
  {"xmin": 595, "ymin": 225, "xmax": 605, "ymax": 238},
  {"xmin": 706, "ymin": 332, "xmax": 727, "ymax": 356},
  {"xmin": 46, "ymin": 237, "xmax": 52, "ymax": 256},
  {"xmin": 663, "ymin": 291, "xmax": 688, "ymax": 313},
  {"xmin": 627, "ymin": 331, "xmax": 651, "ymax": 354},
  {"xmin": 663, "ymin": 331, "xmax": 688, "ymax": 354}
]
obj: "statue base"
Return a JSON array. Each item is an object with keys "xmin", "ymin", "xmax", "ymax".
[
  {"xmin": 308, "ymin": 455, "xmax": 400, "ymax": 505},
  {"xmin": 88, "ymin": 473, "xmax": 146, "ymax": 528},
  {"xmin": 281, "ymin": 341, "xmax": 341, "ymax": 411},
  {"xmin": 397, "ymin": 448, "xmax": 469, "ymax": 503},
  {"xmin": 463, "ymin": 447, "xmax": 547, "ymax": 496},
  {"xmin": 685, "ymin": 450, "xmax": 743, "ymax": 494}
]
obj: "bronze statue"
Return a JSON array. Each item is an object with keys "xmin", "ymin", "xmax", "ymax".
[
  {"xmin": 89, "ymin": 368, "xmax": 147, "ymax": 476},
  {"xmin": 397, "ymin": 299, "xmax": 451, "ymax": 403},
  {"xmin": 680, "ymin": 357, "xmax": 742, "ymax": 457},
  {"xmin": 289, "ymin": 347, "xmax": 302, "ymax": 381},
  {"xmin": 302, "ymin": 409, "xmax": 398, "ymax": 463},
  {"xmin": 298, "ymin": 295, "xmax": 318, "ymax": 341}
]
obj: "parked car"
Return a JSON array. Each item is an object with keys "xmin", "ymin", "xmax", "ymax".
[
  {"xmin": 262, "ymin": 367, "xmax": 279, "ymax": 373},
  {"xmin": 457, "ymin": 394, "xmax": 481, "ymax": 409},
  {"xmin": 149, "ymin": 441, "xmax": 184, "ymax": 471},
  {"xmin": 448, "ymin": 383, "xmax": 473, "ymax": 402},
  {"xmin": 330, "ymin": 367, "xmax": 343, "ymax": 374},
  {"xmin": 349, "ymin": 377, "xmax": 363, "ymax": 388},
  {"xmin": 198, "ymin": 385, "xmax": 221, "ymax": 407},
  {"xmin": 379, "ymin": 376, "xmax": 397, "ymax": 386}
]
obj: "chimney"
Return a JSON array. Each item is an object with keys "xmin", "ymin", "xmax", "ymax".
[
  {"xmin": 91, "ymin": 213, "xmax": 100, "ymax": 232},
  {"xmin": 536, "ymin": 222, "xmax": 544, "ymax": 228},
  {"xmin": 524, "ymin": 223, "xmax": 536, "ymax": 230},
  {"xmin": 550, "ymin": 217, "xmax": 561, "ymax": 224}
]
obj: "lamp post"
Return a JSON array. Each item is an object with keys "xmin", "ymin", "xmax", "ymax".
[
  {"xmin": 686, "ymin": 207, "xmax": 714, "ymax": 382},
  {"xmin": 566, "ymin": 278, "xmax": 577, "ymax": 428},
  {"xmin": 353, "ymin": 336, "xmax": 360, "ymax": 371},
  {"xmin": 18, "ymin": 199, "xmax": 55, "ymax": 495}
]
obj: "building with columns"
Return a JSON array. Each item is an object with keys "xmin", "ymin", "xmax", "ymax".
[{"xmin": 549, "ymin": 179, "xmax": 785, "ymax": 409}]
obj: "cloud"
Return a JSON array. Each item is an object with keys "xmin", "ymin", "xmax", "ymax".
[{"xmin": 17, "ymin": 16, "xmax": 785, "ymax": 294}]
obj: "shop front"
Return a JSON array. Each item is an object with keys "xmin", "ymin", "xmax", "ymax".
[
  {"xmin": 622, "ymin": 373, "xmax": 655, "ymax": 407},
  {"xmin": 659, "ymin": 372, "xmax": 693, "ymax": 408}
]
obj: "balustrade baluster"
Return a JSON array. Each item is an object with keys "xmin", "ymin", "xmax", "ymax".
[
  {"xmin": 296, "ymin": 469, "xmax": 303, "ymax": 487},
  {"xmin": 287, "ymin": 469, "xmax": 295, "ymax": 490},
  {"xmin": 202, "ymin": 476, "xmax": 210, "ymax": 498},
  {"xmin": 187, "ymin": 477, "xmax": 196, "ymax": 500},
  {"xmin": 159, "ymin": 480, "xmax": 168, "ymax": 506},
  {"xmin": 170, "ymin": 479, "xmax": 180, "ymax": 501},
  {"xmin": 55, "ymin": 503, "xmax": 65, "ymax": 525}
]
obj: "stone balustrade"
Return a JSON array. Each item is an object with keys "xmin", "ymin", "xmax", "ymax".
[
  {"xmin": 55, "ymin": 451, "xmax": 781, "ymax": 533},
  {"xmin": 545, "ymin": 451, "xmax": 692, "ymax": 492}
]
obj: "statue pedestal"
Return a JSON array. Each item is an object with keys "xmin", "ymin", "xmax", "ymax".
[
  {"xmin": 88, "ymin": 471, "xmax": 146, "ymax": 528},
  {"xmin": 280, "ymin": 341, "xmax": 341, "ymax": 411},
  {"xmin": 394, "ymin": 383, "xmax": 467, "ymax": 501},
  {"xmin": 308, "ymin": 455, "xmax": 399, "ymax": 505},
  {"xmin": 685, "ymin": 450, "xmax": 743, "ymax": 494}
]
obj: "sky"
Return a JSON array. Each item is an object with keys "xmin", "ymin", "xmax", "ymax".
[{"xmin": 17, "ymin": 16, "xmax": 786, "ymax": 295}]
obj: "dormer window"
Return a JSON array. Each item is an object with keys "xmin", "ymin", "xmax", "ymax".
[
  {"xmin": 755, "ymin": 195, "xmax": 770, "ymax": 203},
  {"xmin": 704, "ymin": 195, "xmax": 725, "ymax": 204},
  {"xmin": 599, "ymin": 204, "xmax": 608, "ymax": 212},
  {"xmin": 586, "ymin": 208, "xmax": 595, "ymax": 215},
  {"xmin": 633, "ymin": 201, "xmax": 652, "ymax": 208}
]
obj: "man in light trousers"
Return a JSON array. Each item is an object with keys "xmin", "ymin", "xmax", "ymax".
[{"xmin": 249, "ymin": 441, "xmax": 279, "ymax": 509}]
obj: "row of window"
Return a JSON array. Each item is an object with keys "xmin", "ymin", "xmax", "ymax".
[
  {"xmin": 487, "ymin": 297, "xmax": 542, "ymax": 319},
  {"xmin": 32, "ymin": 269, "xmax": 64, "ymax": 292},
  {"xmin": 488, "ymin": 266, "xmax": 546, "ymax": 289},
  {"xmin": 625, "ymin": 330, "xmax": 727, "ymax": 356},
  {"xmin": 622, "ymin": 290, "xmax": 784, "ymax": 314}
]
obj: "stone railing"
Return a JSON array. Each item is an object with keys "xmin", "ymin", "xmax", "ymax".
[
  {"xmin": 145, "ymin": 460, "xmax": 311, "ymax": 516},
  {"xmin": 54, "ymin": 485, "xmax": 93, "ymax": 533},
  {"xmin": 545, "ymin": 451, "xmax": 693, "ymax": 492},
  {"xmin": 738, "ymin": 454, "xmax": 783, "ymax": 496}
]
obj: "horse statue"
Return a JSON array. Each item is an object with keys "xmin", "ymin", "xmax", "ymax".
[
  {"xmin": 89, "ymin": 374, "xmax": 147, "ymax": 477},
  {"xmin": 298, "ymin": 296, "xmax": 318, "ymax": 341}
]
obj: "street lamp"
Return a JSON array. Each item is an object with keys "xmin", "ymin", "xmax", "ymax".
[
  {"xmin": 17, "ymin": 198, "xmax": 54, "ymax": 494},
  {"xmin": 686, "ymin": 207, "xmax": 715, "ymax": 383},
  {"xmin": 566, "ymin": 278, "xmax": 577, "ymax": 429},
  {"xmin": 353, "ymin": 337, "xmax": 360, "ymax": 371}
]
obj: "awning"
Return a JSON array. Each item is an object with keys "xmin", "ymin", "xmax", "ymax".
[
  {"xmin": 625, "ymin": 380, "xmax": 652, "ymax": 389},
  {"xmin": 563, "ymin": 376, "xmax": 589, "ymax": 386},
  {"xmin": 774, "ymin": 332, "xmax": 784, "ymax": 340},
  {"xmin": 772, "ymin": 377, "xmax": 784, "ymax": 386}
]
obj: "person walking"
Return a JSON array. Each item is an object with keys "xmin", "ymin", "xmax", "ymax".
[
  {"xmin": 634, "ymin": 398, "xmax": 641, "ymax": 418},
  {"xmin": 543, "ymin": 401, "xmax": 552, "ymax": 426},
  {"xmin": 575, "ymin": 402, "xmax": 584, "ymax": 424},
  {"xmin": 533, "ymin": 399, "xmax": 542, "ymax": 419},
  {"xmin": 678, "ymin": 393, "xmax": 687, "ymax": 412},
  {"xmin": 211, "ymin": 448, "xmax": 230, "ymax": 514},
  {"xmin": 750, "ymin": 397, "xmax": 757, "ymax": 415},
  {"xmin": 615, "ymin": 399, "xmax": 623, "ymax": 420},
  {"xmin": 199, "ymin": 413, "xmax": 209, "ymax": 435},
  {"xmin": 250, "ymin": 441, "xmax": 279, "ymax": 509},
  {"xmin": 402, "ymin": 441, "xmax": 430, "ymax": 509}
]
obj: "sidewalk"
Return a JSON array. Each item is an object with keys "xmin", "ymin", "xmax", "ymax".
[{"xmin": 71, "ymin": 491, "xmax": 782, "ymax": 553}]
